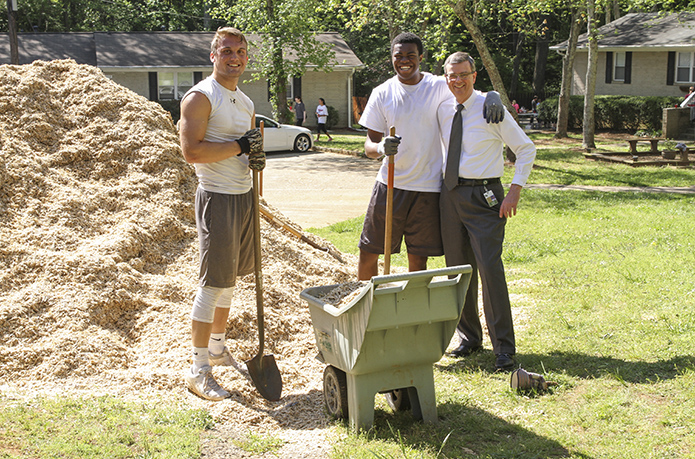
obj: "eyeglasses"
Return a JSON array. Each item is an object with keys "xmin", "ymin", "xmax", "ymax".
[{"xmin": 446, "ymin": 72, "xmax": 475, "ymax": 80}]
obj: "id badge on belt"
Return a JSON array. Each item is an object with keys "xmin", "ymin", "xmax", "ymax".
[{"xmin": 483, "ymin": 187, "xmax": 498, "ymax": 207}]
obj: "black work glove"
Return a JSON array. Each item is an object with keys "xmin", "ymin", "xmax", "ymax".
[
  {"xmin": 378, "ymin": 135, "xmax": 402, "ymax": 156},
  {"xmin": 483, "ymin": 91, "xmax": 505, "ymax": 124}
]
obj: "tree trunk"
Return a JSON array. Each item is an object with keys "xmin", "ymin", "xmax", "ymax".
[
  {"xmin": 583, "ymin": 0, "xmax": 598, "ymax": 150},
  {"xmin": 452, "ymin": 0, "xmax": 518, "ymax": 162},
  {"xmin": 555, "ymin": 10, "xmax": 582, "ymax": 138},
  {"xmin": 532, "ymin": 24, "xmax": 549, "ymax": 96},
  {"xmin": 510, "ymin": 32, "xmax": 525, "ymax": 96},
  {"xmin": 451, "ymin": 0, "xmax": 517, "ymax": 162},
  {"xmin": 264, "ymin": 0, "xmax": 290, "ymax": 123},
  {"xmin": 7, "ymin": 0, "xmax": 19, "ymax": 64}
]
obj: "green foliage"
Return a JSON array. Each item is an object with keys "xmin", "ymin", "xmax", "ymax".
[
  {"xmin": 4, "ymin": 0, "xmax": 217, "ymax": 33},
  {"xmin": 210, "ymin": 0, "xmax": 335, "ymax": 123},
  {"xmin": 326, "ymin": 105, "xmax": 340, "ymax": 129},
  {"xmin": 540, "ymin": 95, "xmax": 683, "ymax": 131},
  {"xmin": 158, "ymin": 100, "xmax": 181, "ymax": 124}
]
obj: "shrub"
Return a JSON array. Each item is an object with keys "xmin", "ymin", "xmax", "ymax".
[
  {"xmin": 326, "ymin": 105, "xmax": 340, "ymax": 129},
  {"xmin": 540, "ymin": 95, "xmax": 682, "ymax": 132},
  {"xmin": 158, "ymin": 100, "xmax": 181, "ymax": 125}
]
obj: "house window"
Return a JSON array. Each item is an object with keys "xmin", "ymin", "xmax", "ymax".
[
  {"xmin": 676, "ymin": 52, "xmax": 695, "ymax": 83},
  {"xmin": 614, "ymin": 52, "xmax": 626, "ymax": 81},
  {"xmin": 158, "ymin": 72, "xmax": 193, "ymax": 100}
]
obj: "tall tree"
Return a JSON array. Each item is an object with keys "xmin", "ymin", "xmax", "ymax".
[
  {"xmin": 212, "ymin": 0, "xmax": 334, "ymax": 123},
  {"xmin": 510, "ymin": 31, "xmax": 525, "ymax": 96},
  {"xmin": 5, "ymin": 0, "xmax": 213, "ymax": 32},
  {"xmin": 449, "ymin": 0, "xmax": 512, "ymax": 109},
  {"xmin": 532, "ymin": 17, "xmax": 549, "ymax": 96},
  {"xmin": 555, "ymin": 8, "xmax": 583, "ymax": 138},
  {"xmin": 582, "ymin": 0, "xmax": 598, "ymax": 149}
]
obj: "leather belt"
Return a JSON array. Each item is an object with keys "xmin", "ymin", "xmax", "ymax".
[{"xmin": 457, "ymin": 177, "xmax": 501, "ymax": 187}]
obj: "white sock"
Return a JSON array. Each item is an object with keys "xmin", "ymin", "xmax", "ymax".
[
  {"xmin": 209, "ymin": 333, "xmax": 225, "ymax": 355},
  {"xmin": 191, "ymin": 346, "xmax": 209, "ymax": 373}
]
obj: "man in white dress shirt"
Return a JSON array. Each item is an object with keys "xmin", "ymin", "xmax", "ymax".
[{"xmin": 437, "ymin": 51, "xmax": 536, "ymax": 371}]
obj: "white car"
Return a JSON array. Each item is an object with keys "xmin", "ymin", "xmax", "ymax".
[{"xmin": 255, "ymin": 114, "xmax": 313, "ymax": 152}]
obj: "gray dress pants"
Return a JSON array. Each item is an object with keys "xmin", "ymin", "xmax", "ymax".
[{"xmin": 439, "ymin": 182, "xmax": 516, "ymax": 355}]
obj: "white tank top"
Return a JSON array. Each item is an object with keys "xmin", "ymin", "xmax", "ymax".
[{"xmin": 182, "ymin": 77, "xmax": 255, "ymax": 194}]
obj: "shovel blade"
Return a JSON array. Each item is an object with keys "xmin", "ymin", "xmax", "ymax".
[{"xmin": 246, "ymin": 353, "xmax": 283, "ymax": 401}]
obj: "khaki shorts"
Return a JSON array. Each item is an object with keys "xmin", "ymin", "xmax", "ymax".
[
  {"xmin": 195, "ymin": 187, "xmax": 255, "ymax": 288},
  {"xmin": 358, "ymin": 182, "xmax": 443, "ymax": 257}
]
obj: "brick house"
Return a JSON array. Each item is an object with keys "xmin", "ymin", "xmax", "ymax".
[{"xmin": 551, "ymin": 12, "xmax": 695, "ymax": 98}]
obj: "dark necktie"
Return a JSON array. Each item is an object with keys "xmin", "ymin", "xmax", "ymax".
[{"xmin": 444, "ymin": 103, "xmax": 464, "ymax": 191}]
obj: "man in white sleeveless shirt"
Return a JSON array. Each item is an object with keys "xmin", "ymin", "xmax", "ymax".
[{"xmin": 179, "ymin": 27, "xmax": 264, "ymax": 400}]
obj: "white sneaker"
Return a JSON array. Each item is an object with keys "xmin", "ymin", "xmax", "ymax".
[
  {"xmin": 185, "ymin": 365, "xmax": 230, "ymax": 401},
  {"xmin": 209, "ymin": 346, "xmax": 234, "ymax": 366}
]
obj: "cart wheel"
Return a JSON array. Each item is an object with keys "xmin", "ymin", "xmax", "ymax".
[
  {"xmin": 385, "ymin": 388, "xmax": 411, "ymax": 412},
  {"xmin": 323, "ymin": 366, "xmax": 348, "ymax": 419}
]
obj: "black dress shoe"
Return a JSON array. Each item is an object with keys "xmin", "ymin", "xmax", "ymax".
[
  {"xmin": 447, "ymin": 343, "xmax": 483, "ymax": 358},
  {"xmin": 495, "ymin": 353, "xmax": 515, "ymax": 371}
]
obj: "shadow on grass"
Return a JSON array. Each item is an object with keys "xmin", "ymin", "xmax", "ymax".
[
  {"xmin": 530, "ymin": 163, "xmax": 695, "ymax": 188},
  {"xmin": 439, "ymin": 350, "xmax": 695, "ymax": 384},
  {"xmin": 361, "ymin": 400, "xmax": 586, "ymax": 458}
]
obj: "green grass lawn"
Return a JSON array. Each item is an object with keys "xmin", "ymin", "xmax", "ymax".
[
  {"xmin": 313, "ymin": 192, "xmax": 695, "ymax": 459},
  {"xmin": 309, "ymin": 132, "xmax": 695, "ymax": 458}
]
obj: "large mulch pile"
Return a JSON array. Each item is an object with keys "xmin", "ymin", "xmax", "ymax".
[{"xmin": 0, "ymin": 60, "xmax": 358, "ymax": 440}]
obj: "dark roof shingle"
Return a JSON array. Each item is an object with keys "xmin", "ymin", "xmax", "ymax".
[{"xmin": 552, "ymin": 12, "xmax": 695, "ymax": 50}]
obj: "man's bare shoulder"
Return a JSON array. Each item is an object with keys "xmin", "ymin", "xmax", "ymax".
[{"xmin": 181, "ymin": 91, "xmax": 212, "ymax": 119}]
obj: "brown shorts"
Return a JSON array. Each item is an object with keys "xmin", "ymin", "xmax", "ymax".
[
  {"xmin": 195, "ymin": 187, "xmax": 255, "ymax": 288},
  {"xmin": 358, "ymin": 182, "xmax": 443, "ymax": 257}
]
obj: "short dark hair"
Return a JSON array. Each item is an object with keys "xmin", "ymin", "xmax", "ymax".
[
  {"xmin": 391, "ymin": 32, "xmax": 423, "ymax": 56},
  {"xmin": 443, "ymin": 52, "xmax": 476, "ymax": 72}
]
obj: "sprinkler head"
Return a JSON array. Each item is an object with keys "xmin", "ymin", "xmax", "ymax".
[{"xmin": 510, "ymin": 368, "xmax": 556, "ymax": 393}]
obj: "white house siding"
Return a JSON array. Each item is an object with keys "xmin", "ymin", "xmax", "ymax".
[
  {"xmin": 106, "ymin": 70, "xmax": 150, "ymax": 98},
  {"xmin": 571, "ymin": 50, "xmax": 692, "ymax": 97},
  {"xmin": 301, "ymin": 69, "xmax": 352, "ymax": 128},
  {"xmin": 99, "ymin": 67, "xmax": 353, "ymax": 128},
  {"xmin": 245, "ymin": 69, "xmax": 352, "ymax": 128}
]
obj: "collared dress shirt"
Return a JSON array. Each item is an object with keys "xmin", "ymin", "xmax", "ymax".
[{"xmin": 437, "ymin": 91, "xmax": 536, "ymax": 187}]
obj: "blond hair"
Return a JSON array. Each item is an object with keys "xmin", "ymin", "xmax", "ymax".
[{"xmin": 210, "ymin": 27, "xmax": 247, "ymax": 54}]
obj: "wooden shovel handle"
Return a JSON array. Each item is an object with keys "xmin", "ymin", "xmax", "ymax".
[
  {"xmin": 384, "ymin": 126, "xmax": 395, "ymax": 275},
  {"xmin": 259, "ymin": 120, "xmax": 264, "ymax": 196}
]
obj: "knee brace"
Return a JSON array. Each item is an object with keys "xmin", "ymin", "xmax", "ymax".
[{"xmin": 190, "ymin": 286, "xmax": 234, "ymax": 323}]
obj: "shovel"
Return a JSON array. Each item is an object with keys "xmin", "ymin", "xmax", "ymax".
[{"xmin": 245, "ymin": 121, "xmax": 283, "ymax": 401}]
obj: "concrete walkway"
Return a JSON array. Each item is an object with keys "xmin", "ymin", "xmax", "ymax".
[{"xmin": 524, "ymin": 184, "xmax": 695, "ymax": 195}]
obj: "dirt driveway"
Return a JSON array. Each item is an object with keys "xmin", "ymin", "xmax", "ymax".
[{"xmin": 261, "ymin": 150, "xmax": 381, "ymax": 229}]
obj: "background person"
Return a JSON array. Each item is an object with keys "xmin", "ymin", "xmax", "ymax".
[
  {"xmin": 315, "ymin": 98, "xmax": 333, "ymax": 141},
  {"xmin": 437, "ymin": 51, "xmax": 536, "ymax": 371},
  {"xmin": 357, "ymin": 32, "xmax": 504, "ymax": 281},
  {"xmin": 293, "ymin": 96, "xmax": 306, "ymax": 126},
  {"xmin": 178, "ymin": 27, "xmax": 265, "ymax": 401}
]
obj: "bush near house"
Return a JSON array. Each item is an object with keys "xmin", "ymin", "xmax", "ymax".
[
  {"xmin": 159, "ymin": 100, "xmax": 181, "ymax": 124},
  {"xmin": 326, "ymin": 105, "xmax": 340, "ymax": 130},
  {"xmin": 540, "ymin": 95, "xmax": 682, "ymax": 132}
]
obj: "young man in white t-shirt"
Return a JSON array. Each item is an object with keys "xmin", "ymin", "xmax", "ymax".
[{"xmin": 357, "ymin": 32, "xmax": 504, "ymax": 280}]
